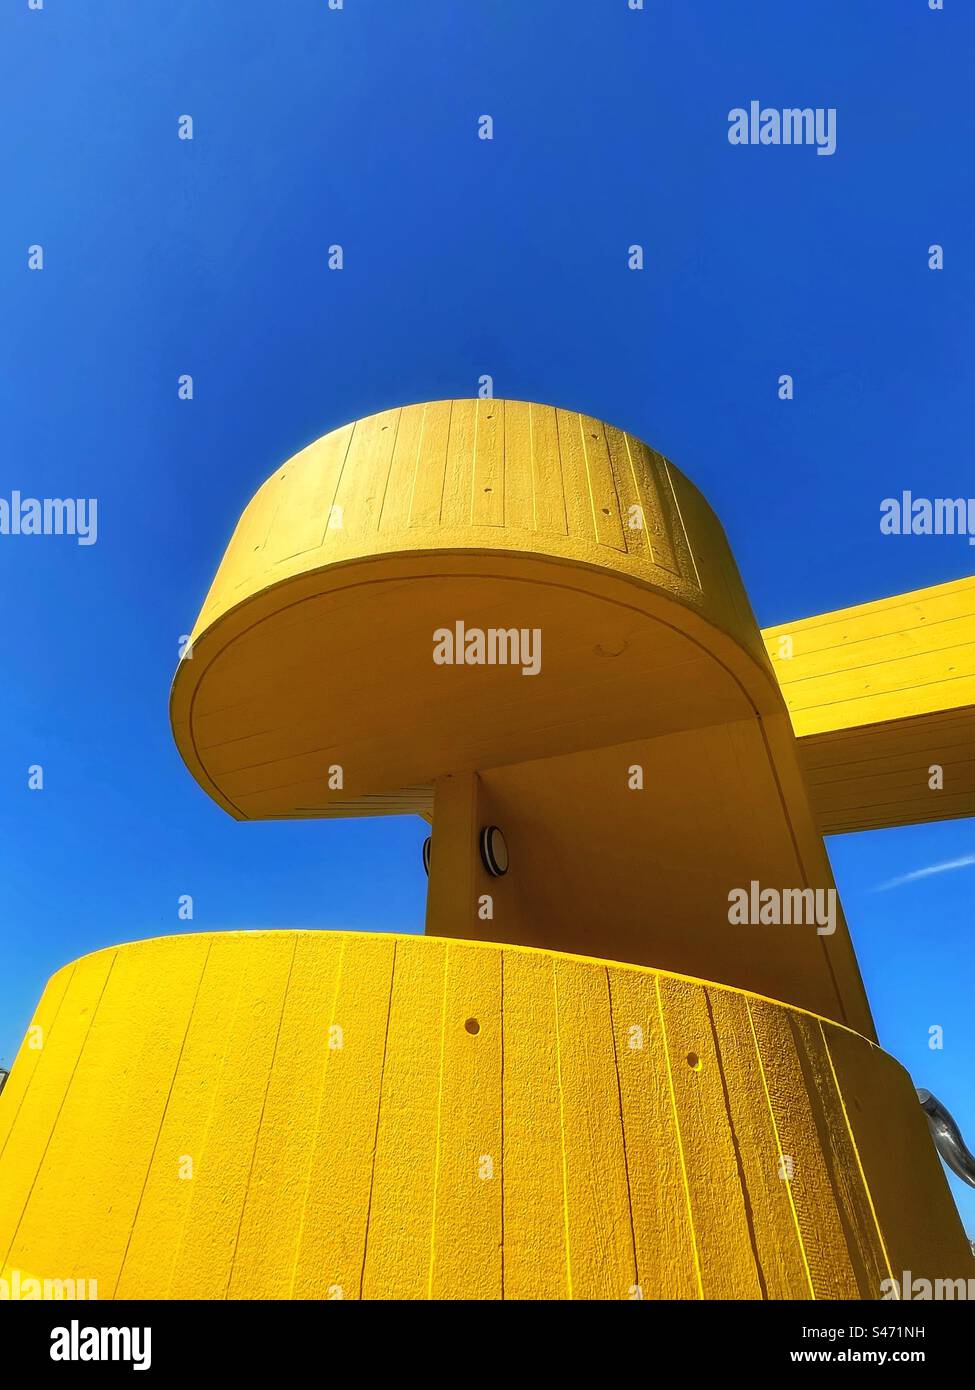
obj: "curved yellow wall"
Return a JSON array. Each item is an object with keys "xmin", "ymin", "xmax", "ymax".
[
  {"xmin": 182, "ymin": 400, "xmax": 764, "ymax": 667},
  {"xmin": 0, "ymin": 931, "xmax": 967, "ymax": 1300},
  {"xmin": 170, "ymin": 400, "xmax": 778, "ymax": 826},
  {"xmin": 166, "ymin": 398, "xmax": 877, "ymax": 1037}
]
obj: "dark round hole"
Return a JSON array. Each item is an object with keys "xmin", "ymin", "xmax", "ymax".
[
  {"xmin": 687, "ymin": 1052, "xmax": 701, "ymax": 1071},
  {"xmin": 465, "ymin": 1018, "xmax": 480, "ymax": 1035}
]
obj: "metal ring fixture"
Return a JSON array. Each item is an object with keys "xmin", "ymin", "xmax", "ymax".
[{"xmin": 479, "ymin": 825, "xmax": 509, "ymax": 878}]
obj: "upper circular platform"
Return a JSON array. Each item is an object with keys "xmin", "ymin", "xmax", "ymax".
[{"xmin": 171, "ymin": 400, "xmax": 782, "ymax": 819}]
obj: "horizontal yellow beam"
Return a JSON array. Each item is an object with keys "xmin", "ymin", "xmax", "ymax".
[{"xmin": 763, "ymin": 577, "xmax": 975, "ymax": 834}]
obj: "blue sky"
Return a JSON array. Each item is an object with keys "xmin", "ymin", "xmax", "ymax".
[{"xmin": 1, "ymin": 1, "xmax": 973, "ymax": 1230}]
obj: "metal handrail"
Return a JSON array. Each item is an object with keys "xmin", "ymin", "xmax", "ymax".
[{"xmin": 917, "ymin": 1089, "xmax": 975, "ymax": 1189}]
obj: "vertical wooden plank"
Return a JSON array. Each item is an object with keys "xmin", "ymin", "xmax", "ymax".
[
  {"xmin": 656, "ymin": 455, "xmax": 702, "ymax": 587},
  {"xmin": 429, "ymin": 942, "xmax": 502, "ymax": 1299},
  {"xmin": 789, "ymin": 1012, "xmax": 891, "ymax": 1298},
  {"xmin": 222, "ymin": 479, "xmax": 281, "ymax": 592},
  {"xmin": 0, "ymin": 962, "xmax": 74, "ymax": 1160},
  {"xmin": 656, "ymin": 976, "xmax": 763, "ymax": 1298},
  {"xmin": 554, "ymin": 957, "xmax": 636, "ymax": 1300},
  {"xmin": 0, "ymin": 949, "xmax": 116, "ymax": 1278},
  {"xmin": 529, "ymin": 403, "xmax": 567, "ymax": 535},
  {"xmin": 502, "ymin": 400, "xmax": 535, "ymax": 531},
  {"xmin": 555, "ymin": 407, "xmax": 594, "ymax": 542},
  {"xmin": 172, "ymin": 935, "xmax": 297, "ymax": 1299},
  {"xmin": 706, "ymin": 987, "xmax": 812, "ymax": 1298},
  {"xmin": 626, "ymin": 438, "xmax": 680, "ymax": 574},
  {"xmin": 5, "ymin": 940, "xmax": 208, "ymax": 1291},
  {"xmin": 579, "ymin": 415, "xmax": 625, "ymax": 551},
  {"xmin": 409, "ymin": 400, "xmax": 452, "ymax": 527},
  {"xmin": 605, "ymin": 425, "xmax": 652, "ymax": 563},
  {"xmin": 361, "ymin": 937, "xmax": 446, "ymax": 1299},
  {"xmin": 291, "ymin": 934, "xmax": 396, "ymax": 1299},
  {"xmin": 330, "ymin": 408, "xmax": 398, "ymax": 540},
  {"xmin": 228, "ymin": 933, "xmax": 345, "ymax": 1298},
  {"xmin": 379, "ymin": 402, "xmax": 423, "ymax": 532},
  {"xmin": 261, "ymin": 423, "xmax": 355, "ymax": 565},
  {"xmin": 470, "ymin": 399, "xmax": 505, "ymax": 527},
  {"xmin": 823, "ymin": 1020, "xmax": 972, "ymax": 1288},
  {"xmin": 747, "ymin": 998, "xmax": 862, "ymax": 1298},
  {"xmin": 441, "ymin": 398, "xmax": 477, "ymax": 528},
  {"xmin": 501, "ymin": 947, "xmax": 569, "ymax": 1299},
  {"xmin": 115, "ymin": 936, "xmax": 268, "ymax": 1298},
  {"xmin": 608, "ymin": 966, "xmax": 699, "ymax": 1299}
]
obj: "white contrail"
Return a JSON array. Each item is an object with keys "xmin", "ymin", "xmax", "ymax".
[{"xmin": 876, "ymin": 853, "xmax": 975, "ymax": 891}]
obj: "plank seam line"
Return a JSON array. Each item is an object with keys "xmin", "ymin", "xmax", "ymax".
[
  {"xmin": 606, "ymin": 970, "xmax": 640, "ymax": 1294},
  {"xmin": 744, "ymin": 996, "xmax": 816, "ymax": 1300},
  {"xmin": 225, "ymin": 935, "xmax": 300, "ymax": 1298},
  {"xmin": 405, "ymin": 403, "xmax": 426, "ymax": 529},
  {"xmin": 785, "ymin": 670, "xmax": 975, "ymax": 718},
  {"xmin": 320, "ymin": 418, "xmax": 358, "ymax": 555},
  {"xmin": 704, "ymin": 990, "xmax": 769, "ymax": 1299},
  {"xmin": 499, "ymin": 950, "xmax": 505, "ymax": 1302},
  {"xmin": 552, "ymin": 959, "xmax": 574, "ymax": 1300},
  {"xmin": 376, "ymin": 408, "xmax": 404, "ymax": 534},
  {"xmin": 426, "ymin": 940, "xmax": 450, "ymax": 1300},
  {"xmin": 112, "ymin": 940, "xmax": 214, "ymax": 1298},
  {"xmin": 819, "ymin": 1020, "xmax": 898, "ymax": 1298},
  {"xmin": 289, "ymin": 935, "xmax": 347, "ymax": 1296},
  {"xmin": 0, "ymin": 962, "xmax": 77, "ymax": 1167},
  {"xmin": 654, "ymin": 977, "xmax": 704, "ymax": 1300},
  {"xmin": 169, "ymin": 945, "xmax": 250, "ymax": 1296},
  {"xmin": 358, "ymin": 941, "xmax": 398, "ymax": 1299},
  {"xmin": 1, "ymin": 951, "xmax": 118, "ymax": 1275}
]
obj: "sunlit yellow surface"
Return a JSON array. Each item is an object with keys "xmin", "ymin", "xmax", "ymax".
[
  {"xmin": 763, "ymin": 577, "xmax": 975, "ymax": 832},
  {"xmin": 2, "ymin": 401, "xmax": 969, "ymax": 1300},
  {"xmin": 1, "ymin": 932, "xmax": 968, "ymax": 1300}
]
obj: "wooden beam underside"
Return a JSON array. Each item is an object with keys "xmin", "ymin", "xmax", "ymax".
[{"xmin": 762, "ymin": 576, "xmax": 975, "ymax": 835}]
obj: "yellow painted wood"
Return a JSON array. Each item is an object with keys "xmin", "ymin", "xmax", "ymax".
[
  {"xmin": 0, "ymin": 955, "xmax": 73, "ymax": 1161},
  {"xmin": 167, "ymin": 399, "xmax": 882, "ymax": 1039},
  {"xmin": 171, "ymin": 401, "xmax": 772, "ymax": 826},
  {"xmin": 19, "ymin": 398, "xmax": 959, "ymax": 1306},
  {"xmin": 499, "ymin": 947, "xmax": 571, "ymax": 1299},
  {"xmin": 705, "ymin": 988, "xmax": 811, "ymax": 1299},
  {"xmin": 746, "ymin": 998, "xmax": 864, "ymax": 1299},
  {"xmin": 173, "ymin": 934, "xmax": 295, "ymax": 1299},
  {"xmin": 656, "ymin": 977, "xmax": 763, "ymax": 1299},
  {"xmin": 789, "ymin": 1012, "xmax": 891, "ymax": 1297},
  {"xmin": 229, "ymin": 933, "xmax": 346, "ymax": 1299},
  {"xmin": 763, "ymin": 577, "xmax": 975, "ymax": 831},
  {"xmin": 608, "ymin": 966, "xmax": 699, "ymax": 1300},
  {"xmin": 289, "ymin": 933, "xmax": 396, "ymax": 1299},
  {"xmin": 360, "ymin": 936, "xmax": 445, "ymax": 1299},
  {"xmin": 0, "ymin": 949, "xmax": 117, "ymax": 1276},
  {"xmin": 428, "ymin": 942, "xmax": 503, "ymax": 1298},
  {"xmin": 2, "ymin": 932, "xmax": 966, "ymax": 1301},
  {"xmin": 553, "ymin": 957, "xmax": 636, "ymax": 1300}
]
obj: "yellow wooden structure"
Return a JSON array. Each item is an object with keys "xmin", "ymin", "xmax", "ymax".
[
  {"xmin": 762, "ymin": 577, "xmax": 975, "ymax": 834},
  {"xmin": 1, "ymin": 400, "xmax": 970, "ymax": 1299}
]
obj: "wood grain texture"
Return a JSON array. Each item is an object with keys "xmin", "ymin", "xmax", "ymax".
[
  {"xmin": 172, "ymin": 400, "xmax": 772, "ymax": 826},
  {"xmin": 763, "ymin": 578, "xmax": 975, "ymax": 832},
  {"xmin": 1, "ymin": 931, "xmax": 968, "ymax": 1301}
]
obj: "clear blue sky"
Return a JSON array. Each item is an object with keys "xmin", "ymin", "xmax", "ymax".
[{"xmin": 1, "ymin": 1, "xmax": 973, "ymax": 1231}]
